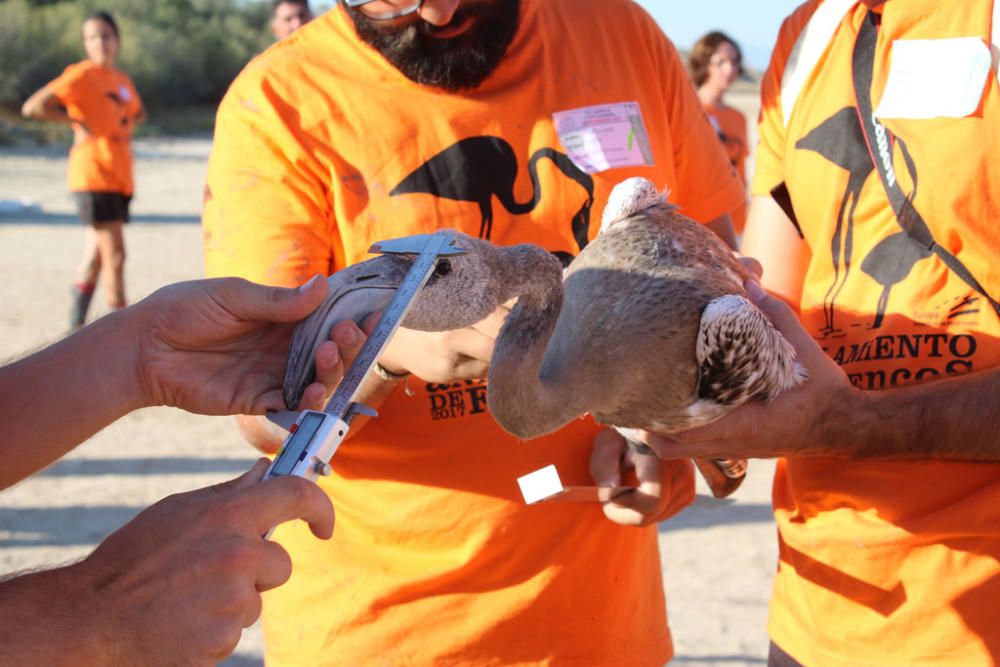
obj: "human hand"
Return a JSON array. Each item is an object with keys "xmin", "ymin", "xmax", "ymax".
[
  {"xmin": 376, "ymin": 304, "xmax": 511, "ymax": 383},
  {"xmin": 589, "ymin": 428, "xmax": 693, "ymax": 526},
  {"xmin": 630, "ymin": 279, "xmax": 861, "ymax": 460},
  {"xmin": 132, "ymin": 275, "xmax": 347, "ymax": 416},
  {"xmin": 71, "ymin": 459, "xmax": 334, "ymax": 666}
]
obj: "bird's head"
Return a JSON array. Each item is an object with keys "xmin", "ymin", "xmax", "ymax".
[{"xmin": 282, "ymin": 230, "xmax": 559, "ymax": 408}]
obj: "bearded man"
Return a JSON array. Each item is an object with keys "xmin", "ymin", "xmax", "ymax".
[{"xmin": 203, "ymin": 1, "xmax": 744, "ymax": 664}]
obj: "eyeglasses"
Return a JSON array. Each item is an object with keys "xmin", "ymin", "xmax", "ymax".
[{"xmin": 343, "ymin": 0, "xmax": 423, "ymax": 20}]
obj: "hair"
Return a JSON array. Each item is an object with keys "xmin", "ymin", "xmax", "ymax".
[
  {"xmin": 688, "ymin": 31, "xmax": 744, "ymax": 87},
  {"xmin": 271, "ymin": 0, "xmax": 310, "ymax": 17},
  {"xmin": 84, "ymin": 10, "xmax": 120, "ymax": 39}
]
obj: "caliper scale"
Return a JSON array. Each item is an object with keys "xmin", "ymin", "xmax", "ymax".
[{"xmin": 262, "ymin": 231, "xmax": 463, "ymax": 484}]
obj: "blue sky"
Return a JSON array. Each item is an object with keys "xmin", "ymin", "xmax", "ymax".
[{"xmin": 632, "ymin": 1, "xmax": 802, "ymax": 70}]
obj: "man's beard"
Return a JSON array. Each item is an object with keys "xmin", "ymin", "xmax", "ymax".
[{"xmin": 347, "ymin": 0, "xmax": 521, "ymax": 91}]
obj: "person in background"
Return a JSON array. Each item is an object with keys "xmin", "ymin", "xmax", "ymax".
[
  {"xmin": 203, "ymin": 0, "xmax": 743, "ymax": 664},
  {"xmin": 689, "ymin": 31, "xmax": 749, "ymax": 234},
  {"xmin": 0, "ymin": 276, "xmax": 339, "ymax": 665},
  {"xmin": 21, "ymin": 10, "xmax": 145, "ymax": 330},
  {"xmin": 271, "ymin": 0, "xmax": 314, "ymax": 40}
]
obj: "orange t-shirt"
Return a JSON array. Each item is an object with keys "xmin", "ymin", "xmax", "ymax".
[
  {"xmin": 204, "ymin": 1, "xmax": 742, "ymax": 665},
  {"xmin": 703, "ymin": 104, "xmax": 748, "ymax": 232},
  {"xmin": 753, "ymin": 1, "xmax": 1000, "ymax": 664},
  {"xmin": 47, "ymin": 60, "xmax": 143, "ymax": 195}
]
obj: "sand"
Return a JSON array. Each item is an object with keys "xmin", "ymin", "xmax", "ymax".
[{"xmin": 0, "ymin": 91, "xmax": 776, "ymax": 667}]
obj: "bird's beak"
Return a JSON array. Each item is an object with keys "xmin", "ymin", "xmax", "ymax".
[{"xmin": 283, "ymin": 253, "xmax": 414, "ymax": 409}]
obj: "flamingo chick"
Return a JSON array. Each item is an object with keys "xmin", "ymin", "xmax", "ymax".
[{"xmin": 485, "ymin": 177, "xmax": 807, "ymax": 460}]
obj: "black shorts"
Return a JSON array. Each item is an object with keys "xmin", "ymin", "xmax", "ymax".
[{"xmin": 74, "ymin": 192, "xmax": 132, "ymax": 225}]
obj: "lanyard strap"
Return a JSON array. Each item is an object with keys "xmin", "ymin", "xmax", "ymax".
[{"xmin": 851, "ymin": 10, "xmax": 1000, "ymax": 318}]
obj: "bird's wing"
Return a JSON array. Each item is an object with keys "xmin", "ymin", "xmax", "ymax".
[{"xmin": 693, "ymin": 294, "xmax": 807, "ymax": 411}]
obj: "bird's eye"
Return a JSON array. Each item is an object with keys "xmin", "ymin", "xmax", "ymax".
[{"xmin": 434, "ymin": 259, "xmax": 452, "ymax": 277}]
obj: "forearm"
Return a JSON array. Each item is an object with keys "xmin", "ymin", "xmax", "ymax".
[
  {"xmin": 0, "ymin": 311, "xmax": 143, "ymax": 488},
  {"xmin": 0, "ymin": 564, "xmax": 110, "ymax": 666},
  {"xmin": 21, "ymin": 90, "xmax": 71, "ymax": 125},
  {"xmin": 705, "ymin": 213, "xmax": 739, "ymax": 251},
  {"xmin": 827, "ymin": 367, "xmax": 1000, "ymax": 461}
]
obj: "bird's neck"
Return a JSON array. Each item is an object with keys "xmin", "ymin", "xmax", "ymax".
[{"xmin": 487, "ymin": 249, "xmax": 589, "ymax": 440}]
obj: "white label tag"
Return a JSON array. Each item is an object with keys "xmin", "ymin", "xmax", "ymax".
[
  {"xmin": 553, "ymin": 102, "xmax": 655, "ymax": 174},
  {"xmin": 875, "ymin": 37, "xmax": 992, "ymax": 119}
]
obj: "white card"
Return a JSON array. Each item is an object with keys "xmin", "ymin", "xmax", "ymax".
[
  {"xmin": 516, "ymin": 464, "xmax": 564, "ymax": 505},
  {"xmin": 875, "ymin": 37, "xmax": 992, "ymax": 119},
  {"xmin": 553, "ymin": 102, "xmax": 655, "ymax": 174}
]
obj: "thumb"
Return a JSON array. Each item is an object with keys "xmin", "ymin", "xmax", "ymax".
[
  {"xmin": 589, "ymin": 429, "xmax": 626, "ymax": 487},
  {"xmin": 222, "ymin": 275, "xmax": 329, "ymax": 323},
  {"xmin": 744, "ymin": 279, "xmax": 817, "ymax": 358}
]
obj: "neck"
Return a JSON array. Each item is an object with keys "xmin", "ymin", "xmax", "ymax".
[
  {"xmin": 487, "ymin": 247, "xmax": 589, "ymax": 439},
  {"xmin": 697, "ymin": 85, "xmax": 724, "ymax": 107}
]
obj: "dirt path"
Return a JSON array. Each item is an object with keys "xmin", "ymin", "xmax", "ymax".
[{"xmin": 0, "ymin": 90, "xmax": 776, "ymax": 666}]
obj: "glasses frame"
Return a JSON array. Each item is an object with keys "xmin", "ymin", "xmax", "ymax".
[{"xmin": 343, "ymin": 0, "xmax": 423, "ymax": 20}]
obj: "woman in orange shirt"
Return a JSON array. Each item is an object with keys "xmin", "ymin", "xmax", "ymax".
[
  {"xmin": 22, "ymin": 11, "xmax": 145, "ymax": 329},
  {"xmin": 689, "ymin": 31, "xmax": 749, "ymax": 233}
]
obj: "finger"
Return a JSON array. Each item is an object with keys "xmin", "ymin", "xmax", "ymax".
[
  {"xmin": 450, "ymin": 327, "xmax": 496, "ymax": 365},
  {"xmin": 312, "ymin": 339, "xmax": 345, "ymax": 391},
  {"xmin": 221, "ymin": 274, "xmax": 329, "ymax": 323},
  {"xmin": 242, "ymin": 589, "xmax": 264, "ymax": 628},
  {"xmin": 737, "ymin": 256, "xmax": 763, "ymax": 279},
  {"xmin": 220, "ymin": 458, "xmax": 271, "ymax": 493},
  {"xmin": 744, "ymin": 280, "xmax": 818, "ymax": 359},
  {"xmin": 330, "ymin": 320, "xmax": 367, "ymax": 368},
  {"xmin": 589, "ymin": 428, "xmax": 625, "ymax": 487},
  {"xmin": 471, "ymin": 306, "xmax": 511, "ymax": 340},
  {"xmin": 641, "ymin": 428, "xmax": 738, "ymax": 461},
  {"xmin": 254, "ymin": 541, "xmax": 294, "ymax": 593},
  {"xmin": 601, "ymin": 449, "xmax": 665, "ymax": 526},
  {"xmin": 252, "ymin": 476, "xmax": 336, "ymax": 539}
]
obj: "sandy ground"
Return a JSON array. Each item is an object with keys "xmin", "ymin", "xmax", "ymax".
[{"xmin": 0, "ymin": 91, "xmax": 777, "ymax": 667}]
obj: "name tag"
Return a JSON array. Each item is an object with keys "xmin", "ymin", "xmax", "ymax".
[
  {"xmin": 875, "ymin": 37, "xmax": 992, "ymax": 119},
  {"xmin": 553, "ymin": 102, "xmax": 655, "ymax": 174}
]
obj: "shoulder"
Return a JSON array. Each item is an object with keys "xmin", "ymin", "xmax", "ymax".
[
  {"xmin": 770, "ymin": 0, "xmax": 835, "ymax": 71},
  {"xmin": 224, "ymin": 13, "xmax": 341, "ymax": 107},
  {"xmin": 59, "ymin": 60, "xmax": 95, "ymax": 83},
  {"xmin": 537, "ymin": 0, "xmax": 668, "ymax": 42}
]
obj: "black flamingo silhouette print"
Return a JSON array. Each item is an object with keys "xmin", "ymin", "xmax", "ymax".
[
  {"xmin": 390, "ymin": 136, "xmax": 595, "ymax": 255},
  {"xmin": 795, "ymin": 107, "xmax": 873, "ymax": 334},
  {"xmin": 796, "ymin": 107, "xmax": 937, "ymax": 332}
]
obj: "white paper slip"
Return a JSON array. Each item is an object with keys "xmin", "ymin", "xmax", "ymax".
[
  {"xmin": 875, "ymin": 37, "xmax": 992, "ymax": 119},
  {"xmin": 553, "ymin": 102, "xmax": 655, "ymax": 174},
  {"xmin": 516, "ymin": 464, "xmax": 632, "ymax": 505}
]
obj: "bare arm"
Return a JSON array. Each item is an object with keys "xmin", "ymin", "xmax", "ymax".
[
  {"xmin": 0, "ymin": 276, "xmax": 330, "ymax": 489},
  {"xmin": 20, "ymin": 86, "xmax": 73, "ymax": 125},
  {"xmin": 739, "ymin": 194, "xmax": 811, "ymax": 306},
  {"xmin": 636, "ymin": 196, "xmax": 1000, "ymax": 461},
  {"xmin": 636, "ymin": 281, "xmax": 1000, "ymax": 461},
  {"xmin": 705, "ymin": 212, "xmax": 739, "ymax": 251}
]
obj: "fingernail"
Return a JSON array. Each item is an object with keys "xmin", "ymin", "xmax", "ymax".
[
  {"xmin": 298, "ymin": 274, "xmax": 321, "ymax": 293},
  {"xmin": 338, "ymin": 324, "xmax": 357, "ymax": 345},
  {"xmin": 745, "ymin": 279, "xmax": 766, "ymax": 303}
]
